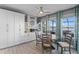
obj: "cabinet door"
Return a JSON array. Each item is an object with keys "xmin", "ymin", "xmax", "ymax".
[
  {"xmin": 14, "ymin": 13, "xmax": 21, "ymax": 44},
  {"xmin": 0, "ymin": 9, "xmax": 8, "ymax": 48},
  {"xmin": 19, "ymin": 14, "xmax": 25, "ymax": 42},
  {"xmin": 20, "ymin": 15, "xmax": 25, "ymax": 36},
  {"xmin": 7, "ymin": 11, "xmax": 15, "ymax": 46},
  {"xmin": 28, "ymin": 32, "xmax": 36, "ymax": 41}
]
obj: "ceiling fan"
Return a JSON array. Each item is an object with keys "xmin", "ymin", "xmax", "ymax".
[{"xmin": 38, "ymin": 7, "xmax": 51, "ymax": 14}]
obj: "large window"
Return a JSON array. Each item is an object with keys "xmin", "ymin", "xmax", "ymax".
[
  {"xmin": 62, "ymin": 16, "xmax": 75, "ymax": 33},
  {"xmin": 48, "ymin": 19, "xmax": 56, "ymax": 34}
]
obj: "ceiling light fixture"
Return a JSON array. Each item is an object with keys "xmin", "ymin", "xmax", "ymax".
[
  {"xmin": 39, "ymin": 11, "xmax": 43, "ymax": 14},
  {"xmin": 38, "ymin": 7, "xmax": 50, "ymax": 15},
  {"xmin": 39, "ymin": 7, "xmax": 43, "ymax": 14}
]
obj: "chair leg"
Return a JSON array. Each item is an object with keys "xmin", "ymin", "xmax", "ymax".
[
  {"xmin": 50, "ymin": 48, "xmax": 52, "ymax": 54},
  {"xmin": 36, "ymin": 40, "xmax": 37, "ymax": 46},
  {"xmin": 36, "ymin": 43, "xmax": 37, "ymax": 46},
  {"xmin": 42, "ymin": 49, "xmax": 44, "ymax": 54},
  {"xmin": 42, "ymin": 47, "xmax": 44, "ymax": 54},
  {"xmin": 61, "ymin": 47, "xmax": 63, "ymax": 54},
  {"xmin": 69, "ymin": 48, "xmax": 71, "ymax": 54},
  {"xmin": 57, "ymin": 44, "xmax": 59, "ymax": 50}
]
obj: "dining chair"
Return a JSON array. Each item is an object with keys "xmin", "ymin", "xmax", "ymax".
[
  {"xmin": 42, "ymin": 34, "xmax": 53, "ymax": 53},
  {"xmin": 35, "ymin": 32, "xmax": 42, "ymax": 46},
  {"xmin": 57, "ymin": 33, "xmax": 73, "ymax": 54}
]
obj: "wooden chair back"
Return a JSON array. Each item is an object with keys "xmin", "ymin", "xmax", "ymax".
[
  {"xmin": 42, "ymin": 34, "xmax": 52, "ymax": 47},
  {"xmin": 64, "ymin": 33, "xmax": 73, "ymax": 47},
  {"xmin": 35, "ymin": 32, "xmax": 40, "ymax": 40}
]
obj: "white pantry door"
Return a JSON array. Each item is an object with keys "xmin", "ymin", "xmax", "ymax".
[
  {"xmin": 14, "ymin": 13, "xmax": 21, "ymax": 44},
  {"xmin": 7, "ymin": 11, "xmax": 15, "ymax": 46},
  {"xmin": 19, "ymin": 14, "xmax": 25, "ymax": 42},
  {"xmin": 0, "ymin": 9, "xmax": 8, "ymax": 48}
]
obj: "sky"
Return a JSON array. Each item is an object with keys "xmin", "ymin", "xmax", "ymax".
[{"xmin": 48, "ymin": 16, "xmax": 75, "ymax": 27}]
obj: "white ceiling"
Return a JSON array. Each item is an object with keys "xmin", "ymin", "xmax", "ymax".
[{"xmin": 0, "ymin": 4, "xmax": 77, "ymax": 17}]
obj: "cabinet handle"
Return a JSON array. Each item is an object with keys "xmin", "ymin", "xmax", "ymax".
[
  {"xmin": 19, "ymin": 25, "xmax": 21, "ymax": 31},
  {"xmin": 19, "ymin": 29, "xmax": 21, "ymax": 31},
  {"xmin": 7, "ymin": 29, "xmax": 8, "ymax": 32},
  {"xmin": 6, "ymin": 24, "xmax": 8, "ymax": 32}
]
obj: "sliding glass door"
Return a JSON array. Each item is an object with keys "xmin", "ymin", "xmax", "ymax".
[
  {"xmin": 61, "ymin": 16, "xmax": 76, "ymax": 49},
  {"xmin": 48, "ymin": 18, "xmax": 56, "ymax": 34}
]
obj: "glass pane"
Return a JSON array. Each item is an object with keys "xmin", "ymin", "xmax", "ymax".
[
  {"xmin": 48, "ymin": 20, "xmax": 52, "ymax": 27},
  {"xmin": 48, "ymin": 19, "xmax": 56, "ymax": 34},
  {"xmin": 68, "ymin": 16, "xmax": 75, "ymax": 22}
]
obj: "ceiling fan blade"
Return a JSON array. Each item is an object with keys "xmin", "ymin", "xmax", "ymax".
[{"xmin": 44, "ymin": 12, "xmax": 51, "ymax": 13}]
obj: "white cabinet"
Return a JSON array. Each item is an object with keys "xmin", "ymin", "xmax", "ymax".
[
  {"xmin": 18, "ymin": 14, "xmax": 25, "ymax": 43},
  {"xmin": 24, "ymin": 32, "xmax": 36, "ymax": 42},
  {"xmin": 0, "ymin": 9, "xmax": 25, "ymax": 49},
  {"xmin": 15, "ymin": 13, "xmax": 25, "ymax": 44},
  {"xmin": 7, "ymin": 11, "xmax": 15, "ymax": 46},
  {"xmin": 0, "ymin": 9, "xmax": 8, "ymax": 48},
  {"xmin": 15, "ymin": 13, "xmax": 21, "ymax": 44},
  {"xmin": 28, "ymin": 32, "xmax": 36, "ymax": 41}
]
